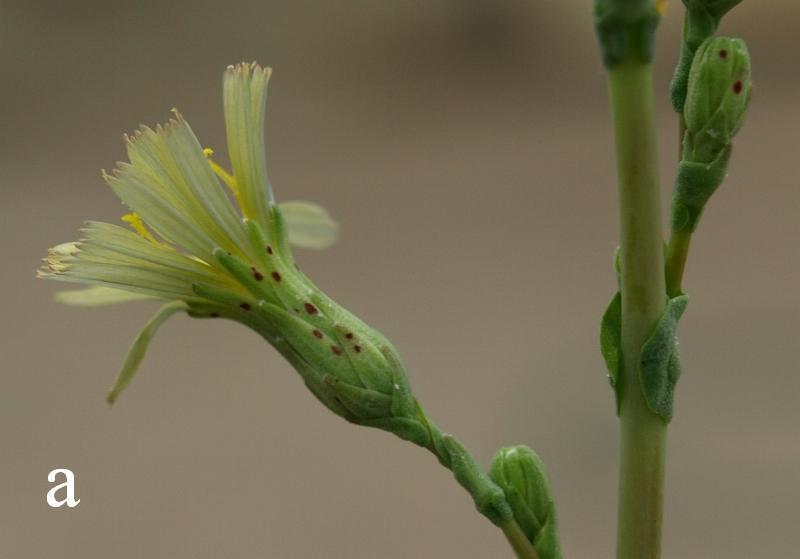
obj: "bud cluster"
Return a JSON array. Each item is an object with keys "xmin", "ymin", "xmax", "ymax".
[{"xmin": 671, "ymin": 36, "xmax": 752, "ymax": 232}]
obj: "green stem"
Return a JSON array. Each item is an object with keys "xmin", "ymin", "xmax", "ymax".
[
  {"xmin": 666, "ymin": 115, "xmax": 691, "ymax": 299},
  {"xmin": 500, "ymin": 519, "xmax": 541, "ymax": 559},
  {"xmin": 607, "ymin": 60, "xmax": 669, "ymax": 559},
  {"xmin": 418, "ymin": 413, "xmax": 539, "ymax": 559},
  {"xmin": 665, "ymin": 229, "xmax": 691, "ymax": 297}
]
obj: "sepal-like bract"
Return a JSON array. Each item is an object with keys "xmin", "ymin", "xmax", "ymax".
[{"xmin": 639, "ymin": 295, "xmax": 689, "ymax": 422}]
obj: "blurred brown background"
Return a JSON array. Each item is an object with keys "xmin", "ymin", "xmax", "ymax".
[{"xmin": 1, "ymin": 1, "xmax": 798, "ymax": 557}]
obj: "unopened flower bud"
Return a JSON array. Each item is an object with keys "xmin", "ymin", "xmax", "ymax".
[
  {"xmin": 670, "ymin": 0, "xmax": 744, "ymax": 111},
  {"xmin": 490, "ymin": 446, "xmax": 562, "ymax": 559},
  {"xmin": 671, "ymin": 36, "xmax": 751, "ymax": 232},
  {"xmin": 684, "ymin": 36, "xmax": 751, "ymax": 160}
]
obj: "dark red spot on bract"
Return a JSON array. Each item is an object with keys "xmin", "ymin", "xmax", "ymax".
[
  {"xmin": 304, "ymin": 302, "xmax": 318, "ymax": 315},
  {"xmin": 312, "ymin": 329, "xmax": 323, "ymax": 339},
  {"xmin": 733, "ymin": 80, "xmax": 743, "ymax": 94},
  {"xmin": 354, "ymin": 345, "xmax": 363, "ymax": 353},
  {"xmin": 271, "ymin": 271, "xmax": 282, "ymax": 282},
  {"xmin": 719, "ymin": 49, "xmax": 728, "ymax": 59},
  {"xmin": 345, "ymin": 332, "xmax": 354, "ymax": 340},
  {"xmin": 331, "ymin": 345, "xmax": 342, "ymax": 355},
  {"xmin": 266, "ymin": 245, "xmax": 273, "ymax": 255},
  {"xmin": 240, "ymin": 303, "xmax": 252, "ymax": 311},
  {"xmin": 251, "ymin": 267, "xmax": 264, "ymax": 281}
]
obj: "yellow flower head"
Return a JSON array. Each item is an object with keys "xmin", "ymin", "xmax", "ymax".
[
  {"xmin": 37, "ymin": 63, "xmax": 423, "ymax": 446},
  {"xmin": 40, "ymin": 63, "xmax": 337, "ymax": 303}
]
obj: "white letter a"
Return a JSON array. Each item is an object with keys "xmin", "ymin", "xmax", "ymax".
[{"xmin": 47, "ymin": 468, "xmax": 80, "ymax": 508}]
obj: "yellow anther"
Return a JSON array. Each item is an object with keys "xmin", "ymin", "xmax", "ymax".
[
  {"xmin": 209, "ymin": 160, "xmax": 237, "ymax": 193},
  {"xmin": 122, "ymin": 213, "xmax": 162, "ymax": 246},
  {"xmin": 656, "ymin": 0, "xmax": 667, "ymax": 16},
  {"xmin": 202, "ymin": 146, "xmax": 241, "ymax": 206}
]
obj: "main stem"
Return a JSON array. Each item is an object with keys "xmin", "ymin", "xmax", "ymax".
[{"xmin": 607, "ymin": 61, "xmax": 668, "ymax": 559}]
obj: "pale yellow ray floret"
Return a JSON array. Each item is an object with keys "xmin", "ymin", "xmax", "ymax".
[
  {"xmin": 223, "ymin": 63, "xmax": 274, "ymax": 224},
  {"xmin": 55, "ymin": 285, "xmax": 154, "ymax": 306},
  {"xmin": 37, "ymin": 62, "xmax": 350, "ymax": 408}
]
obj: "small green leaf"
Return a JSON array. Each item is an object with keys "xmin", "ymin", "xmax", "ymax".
[
  {"xmin": 106, "ymin": 301, "xmax": 187, "ymax": 405},
  {"xmin": 600, "ymin": 291, "xmax": 623, "ymax": 414},
  {"xmin": 639, "ymin": 295, "xmax": 689, "ymax": 422}
]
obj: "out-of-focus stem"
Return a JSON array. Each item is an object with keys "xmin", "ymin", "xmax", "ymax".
[{"xmin": 607, "ymin": 59, "xmax": 669, "ymax": 559}]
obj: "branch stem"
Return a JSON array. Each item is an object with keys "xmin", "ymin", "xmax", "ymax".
[
  {"xmin": 607, "ymin": 59, "xmax": 669, "ymax": 559},
  {"xmin": 665, "ymin": 229, "xmax": 691, "ymax": 297}
]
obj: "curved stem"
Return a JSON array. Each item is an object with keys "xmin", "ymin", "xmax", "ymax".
[
  {"xmin": 666, "ymin": 115, "xmax": 692, "ymax": 298},
  {"xmin": 501, "ymin": 519, "xmax": 541, "ymax": 559},
  {"xmin": 418, "ymin": 412, "xmax": 539, "ymax": 559},
  {"xmin": 607, "ymin": 60, "xmax": 669, "ymax": 559}
]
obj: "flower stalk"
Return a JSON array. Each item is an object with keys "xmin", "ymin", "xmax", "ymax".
[{"xmin": 38, "ymin": 61, "xmax": 560, "ymax": 558}]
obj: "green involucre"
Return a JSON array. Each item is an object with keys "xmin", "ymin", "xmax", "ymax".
[
  {"xmin": 490, "ymin": 446, "xmax": 562, "ymax": 559},
  {"xmin": 197, "ymin": 214, "xmax": 431, "ymax": 446}
]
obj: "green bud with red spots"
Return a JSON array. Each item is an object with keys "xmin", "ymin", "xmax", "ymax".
[
  {"xmin": 670, "ymin": 0, "xmax": 744, "ymax": 111},
  {"xmin": 671, "ymin": 36, "xmax": 751, "ymax": 232},
  {"xmin": 684, "ymin": 36, "xmax": 751, "ymax": 159}
]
